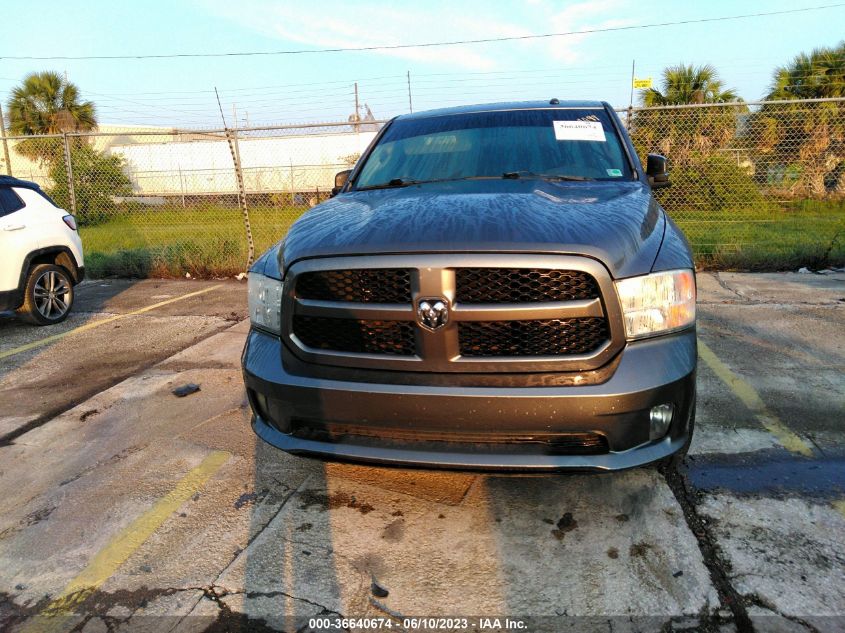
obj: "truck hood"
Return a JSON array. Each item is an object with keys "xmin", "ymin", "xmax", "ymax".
[{"xmin": 281, "ymin": 179, "xmax": 664, "ymax": 279}]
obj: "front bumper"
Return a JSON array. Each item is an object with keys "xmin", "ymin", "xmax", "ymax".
[{"xmin": 242, "ymin": 328, "xmax": 696, "ymax": 471}]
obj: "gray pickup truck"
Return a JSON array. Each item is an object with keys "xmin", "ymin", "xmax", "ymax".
[{"xmin": 242, "ymin": 100, "xmax": 696, "ymax": 471}]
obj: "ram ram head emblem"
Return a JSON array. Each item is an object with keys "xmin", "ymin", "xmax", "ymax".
[{"xmin": 416, "ymin": 298, "xmax": 449, "ymax": 331}]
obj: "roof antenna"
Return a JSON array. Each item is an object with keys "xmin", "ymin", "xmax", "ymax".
[{"xmin": 550, "ymin": 97, "xmax": 560, "ymax": 105}]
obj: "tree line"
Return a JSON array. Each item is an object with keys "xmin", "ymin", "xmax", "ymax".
[{"xmin": 631, "ymin": 42, "xmax": 845, "ymax": 201}]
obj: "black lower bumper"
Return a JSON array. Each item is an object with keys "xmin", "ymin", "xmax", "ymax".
[{"xmin": 242, "ymin": 329, "xmax": 697, "ymax": 471}]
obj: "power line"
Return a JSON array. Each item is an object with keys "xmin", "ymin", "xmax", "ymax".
[{"xmin": 1, "ymin": 4, "xmax": 842, "ymax": 61}]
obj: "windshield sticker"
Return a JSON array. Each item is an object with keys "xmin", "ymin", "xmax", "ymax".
[
  {"xmin": 606, "ymin": 168, "xmax": 623, "ymax": 177},
  {"xmin": 553, "ymin": 120, "xmax": 606, "ymax": 142}
]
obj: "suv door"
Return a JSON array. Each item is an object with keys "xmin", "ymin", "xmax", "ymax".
[{"xmin": 0, "ymin": 185, "xmax": 41, "ymax": 293}]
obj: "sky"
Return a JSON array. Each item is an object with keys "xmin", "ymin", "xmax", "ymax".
[{"xmin": 0, "ymin": 0, "xmax": 843, "ymax": 129}]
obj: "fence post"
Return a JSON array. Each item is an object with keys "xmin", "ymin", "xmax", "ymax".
[
  {"xmin": 289, "ymin": 159, "xmax": 295, "ymax": 206},
  {"xmin": 62, "ymin": 132, "xmax": 77, "ymax": 215},
  {"xmin": 0, "ymin": 103, "xmax": 12, "ymax": 176},
  {"xmin": 227, "ymin": 125, "xmax": 255, "ymax": 267}
]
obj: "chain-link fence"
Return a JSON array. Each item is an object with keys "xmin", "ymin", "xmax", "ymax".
[
  {"xmin": 1, "ymin": 99, "xmax": 842, "ymax": 277},
  {"xmin": 622, "ymin": 98, "xmax": 845, "ymax": 269}
]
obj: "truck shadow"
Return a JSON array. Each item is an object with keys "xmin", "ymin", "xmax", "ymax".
[{"xmin": 231, "ymin": 442, "xmax": 716, "ymax": 631}]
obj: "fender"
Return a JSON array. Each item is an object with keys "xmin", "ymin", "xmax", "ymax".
[{"xmin": 0, "ymin": 246, "xmax": 83, "ymax": 312}]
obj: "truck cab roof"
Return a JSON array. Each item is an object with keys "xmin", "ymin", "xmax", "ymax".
[{"xmin": 396, "ymin": 100, "xmax": 611, "ymax": 121}]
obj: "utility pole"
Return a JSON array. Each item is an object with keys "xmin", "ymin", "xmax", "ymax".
[
  {"xmin": 215, "ymin": 87, "xmax": 254, "ymax": 267},
  {"xmin": 353, "ymin": 82, "xmax": 360, "ymax": 132},
  {"xmin": 0, "ymin": 103, "xmax": 12, "ymax": 176},
  {"xmin": 627, "ymin": 59, "xmax": 636, "ymax": 126},
  {"xmin": 407, "ymin": 71, "xmax": 413, "ymax": 113}
]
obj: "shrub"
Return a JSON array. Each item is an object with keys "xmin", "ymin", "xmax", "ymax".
[
  {"xmin": 48, "ymin": 144, "xmax": 132, "ymax": 225},
  {"xmin": 657, "ymin": 154, "xmax": 773, "ymax": 213}
]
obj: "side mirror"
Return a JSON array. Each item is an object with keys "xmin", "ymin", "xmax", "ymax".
[
  {"xmin": 646, "ymin": 154, "xmax": 670, "ymax": 189},
  {"xmin": 331, "ymin": 169, "xmax": 352, "ymax": 197}
]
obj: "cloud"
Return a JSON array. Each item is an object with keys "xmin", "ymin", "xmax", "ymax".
[
  {"xmin": 544, "ymin": 0, "xmax": 638, "ymax": 64},
  {"xmin": 199, "ymin": 1, "xmax": 534, "ymax": 70},
  {"xmin": 198, "ymin": 0, "xmax": 636, "ymax": 71}
]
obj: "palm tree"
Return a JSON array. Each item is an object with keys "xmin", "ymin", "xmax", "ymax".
[
  {"xmin": 749, "ymin": 43, "xmax": 845, "ymax": 196},
  {"xmin": 642, "ymin": 64, "xmax": 741, "ymax": 106},
  {"xmin": 6, "ymin": 71, "xmax": 97, "ymax": 162},
  {"xmin": 631, "ymin": 64, "xmax": 744, "ymax": 166},
  {"xmin": 765, "ymin": 42, "xmax": 845, "ymax": 100}
]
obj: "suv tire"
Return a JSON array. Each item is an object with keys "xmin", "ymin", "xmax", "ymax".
[{"xmin": 17, "ymin": 263, "xmax": 75, "ymax": 326}]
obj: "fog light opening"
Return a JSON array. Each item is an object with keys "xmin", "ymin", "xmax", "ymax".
[
  {"xmin": 649, "ymin": 403, "xmax": 675, "ymax": 440},
  {"xmin": 250, "ymin": 389, "xmax": 270, "ymax": 421}
]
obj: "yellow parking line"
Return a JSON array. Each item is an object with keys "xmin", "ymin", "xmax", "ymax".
[
  {"xmin": 833, "ymin": 500, "xmax": 845, "ymax": 519},
  {"xmin": 0, "ymin": 284, "xmax": 222, "ymax": 361},
  {"xmin": 698, "ymin": 340, "xmax": 813, "ymax": 457},
  {"xmin": 23, "ymin": 450, "xmax": 230, "ymax": 633}
]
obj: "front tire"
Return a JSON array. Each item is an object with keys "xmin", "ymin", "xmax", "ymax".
[{"xmin": 17, "ymin": 264, "xmax": 75, "ymax": 326}]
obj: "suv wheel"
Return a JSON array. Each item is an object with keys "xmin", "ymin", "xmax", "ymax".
[{"xmin": 17, "ymin": 264, "xmax": 74, "ymax": 326}]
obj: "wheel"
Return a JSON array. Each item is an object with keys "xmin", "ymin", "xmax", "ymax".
[{"xmin": 16, "ymin": 263, "xmax": 75, "ymax": 326}]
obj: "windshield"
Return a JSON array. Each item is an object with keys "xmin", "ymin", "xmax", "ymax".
[{"xmin": 354, "ymin": 108, "xmax": 632, "ymax": 189}]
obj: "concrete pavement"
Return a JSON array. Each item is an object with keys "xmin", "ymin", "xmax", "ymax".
[{"xmin": 0, "ymin": 272, "xmax": 842, "ymax": 632}]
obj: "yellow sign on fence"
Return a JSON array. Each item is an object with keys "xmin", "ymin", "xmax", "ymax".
[{"xmin": 633, "ymin": 77, "xmax": 653, "ymax": 89}]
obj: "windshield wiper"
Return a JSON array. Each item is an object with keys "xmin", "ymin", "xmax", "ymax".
[
  {"xmin": 502, "ymin": 171, "xmax": 592, "ymax": 181},
  {"xmin": 356, "ymin": 178, "xmax": 423, "ymax": 191},
  {"xmin": 358, "ymin": 173, "xmax": 594, "ymax": 190},
  {"xmin": 356, "ymin": 176, "xmax": 494, "ymax": 191}
]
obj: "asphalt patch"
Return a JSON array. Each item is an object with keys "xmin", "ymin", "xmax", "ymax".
[{"xmin": 685, "ymin": 448, "xmax": 845, "ymax": 501}]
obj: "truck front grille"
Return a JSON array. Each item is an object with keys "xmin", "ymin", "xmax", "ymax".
[
  {"xmin": 293, "ymin": 316, "xmax": 416, "ymax": 356},
  {"xmin": 284, "ymin": 255, "xmax": 623, "ymax": 372},
  {"xmin": 458, "ymin": 318, "xmax": 609, "ymax": 357},
  {"xmin": 456, "ymin": 268, "xmax": 599, "ymax": 303},
  {"xmin": 296, "ymin": 268, "xmax": 411, "ymax": 303}
]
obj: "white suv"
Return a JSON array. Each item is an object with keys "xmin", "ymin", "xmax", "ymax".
[{"xmin": 0, "ymin": 176, "xmax": 84, "ymax": 325}]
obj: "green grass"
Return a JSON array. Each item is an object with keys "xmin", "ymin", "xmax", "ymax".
[
  {"xmin": 78, "ymin": 200, "xmax": 845, "ymax": 278},
  {"xmin": 79, "ymin": 205, "xmax": 307, "ymax": 277},
  {"xmin": 671, "ymin": 199, "xmax": 845, "ymax": 270}
]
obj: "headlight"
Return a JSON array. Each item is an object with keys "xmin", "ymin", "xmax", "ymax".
[
  {"xmin": 248, "ymin": 273, "xmax": 283, "ymax": 335},
  {"xmin": 615, "ymin": 269, "xmax": 695, "ymax": 340}
]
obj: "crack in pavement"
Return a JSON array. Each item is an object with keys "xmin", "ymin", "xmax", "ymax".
[
  {"xmin": 705, "ymin": 273, "xmax": 845, "ymax": 306},
  {"xmin": 661, "ymin": 462, "xmax": 755, "ymax": 632},
  {"xmin": 211, "ymin": 585, "xmax": 341, "ymax": 615},
  {"xmin": 745, "ymin": 593, "xmax": 823, "ymax": 633},
  {"xmin": 167, "ymin": 472, "xmax": 331, "ymax": 631},
  {"xmin": 713, "ymin": 273, "xmax": 749, "ymax": 302}
]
